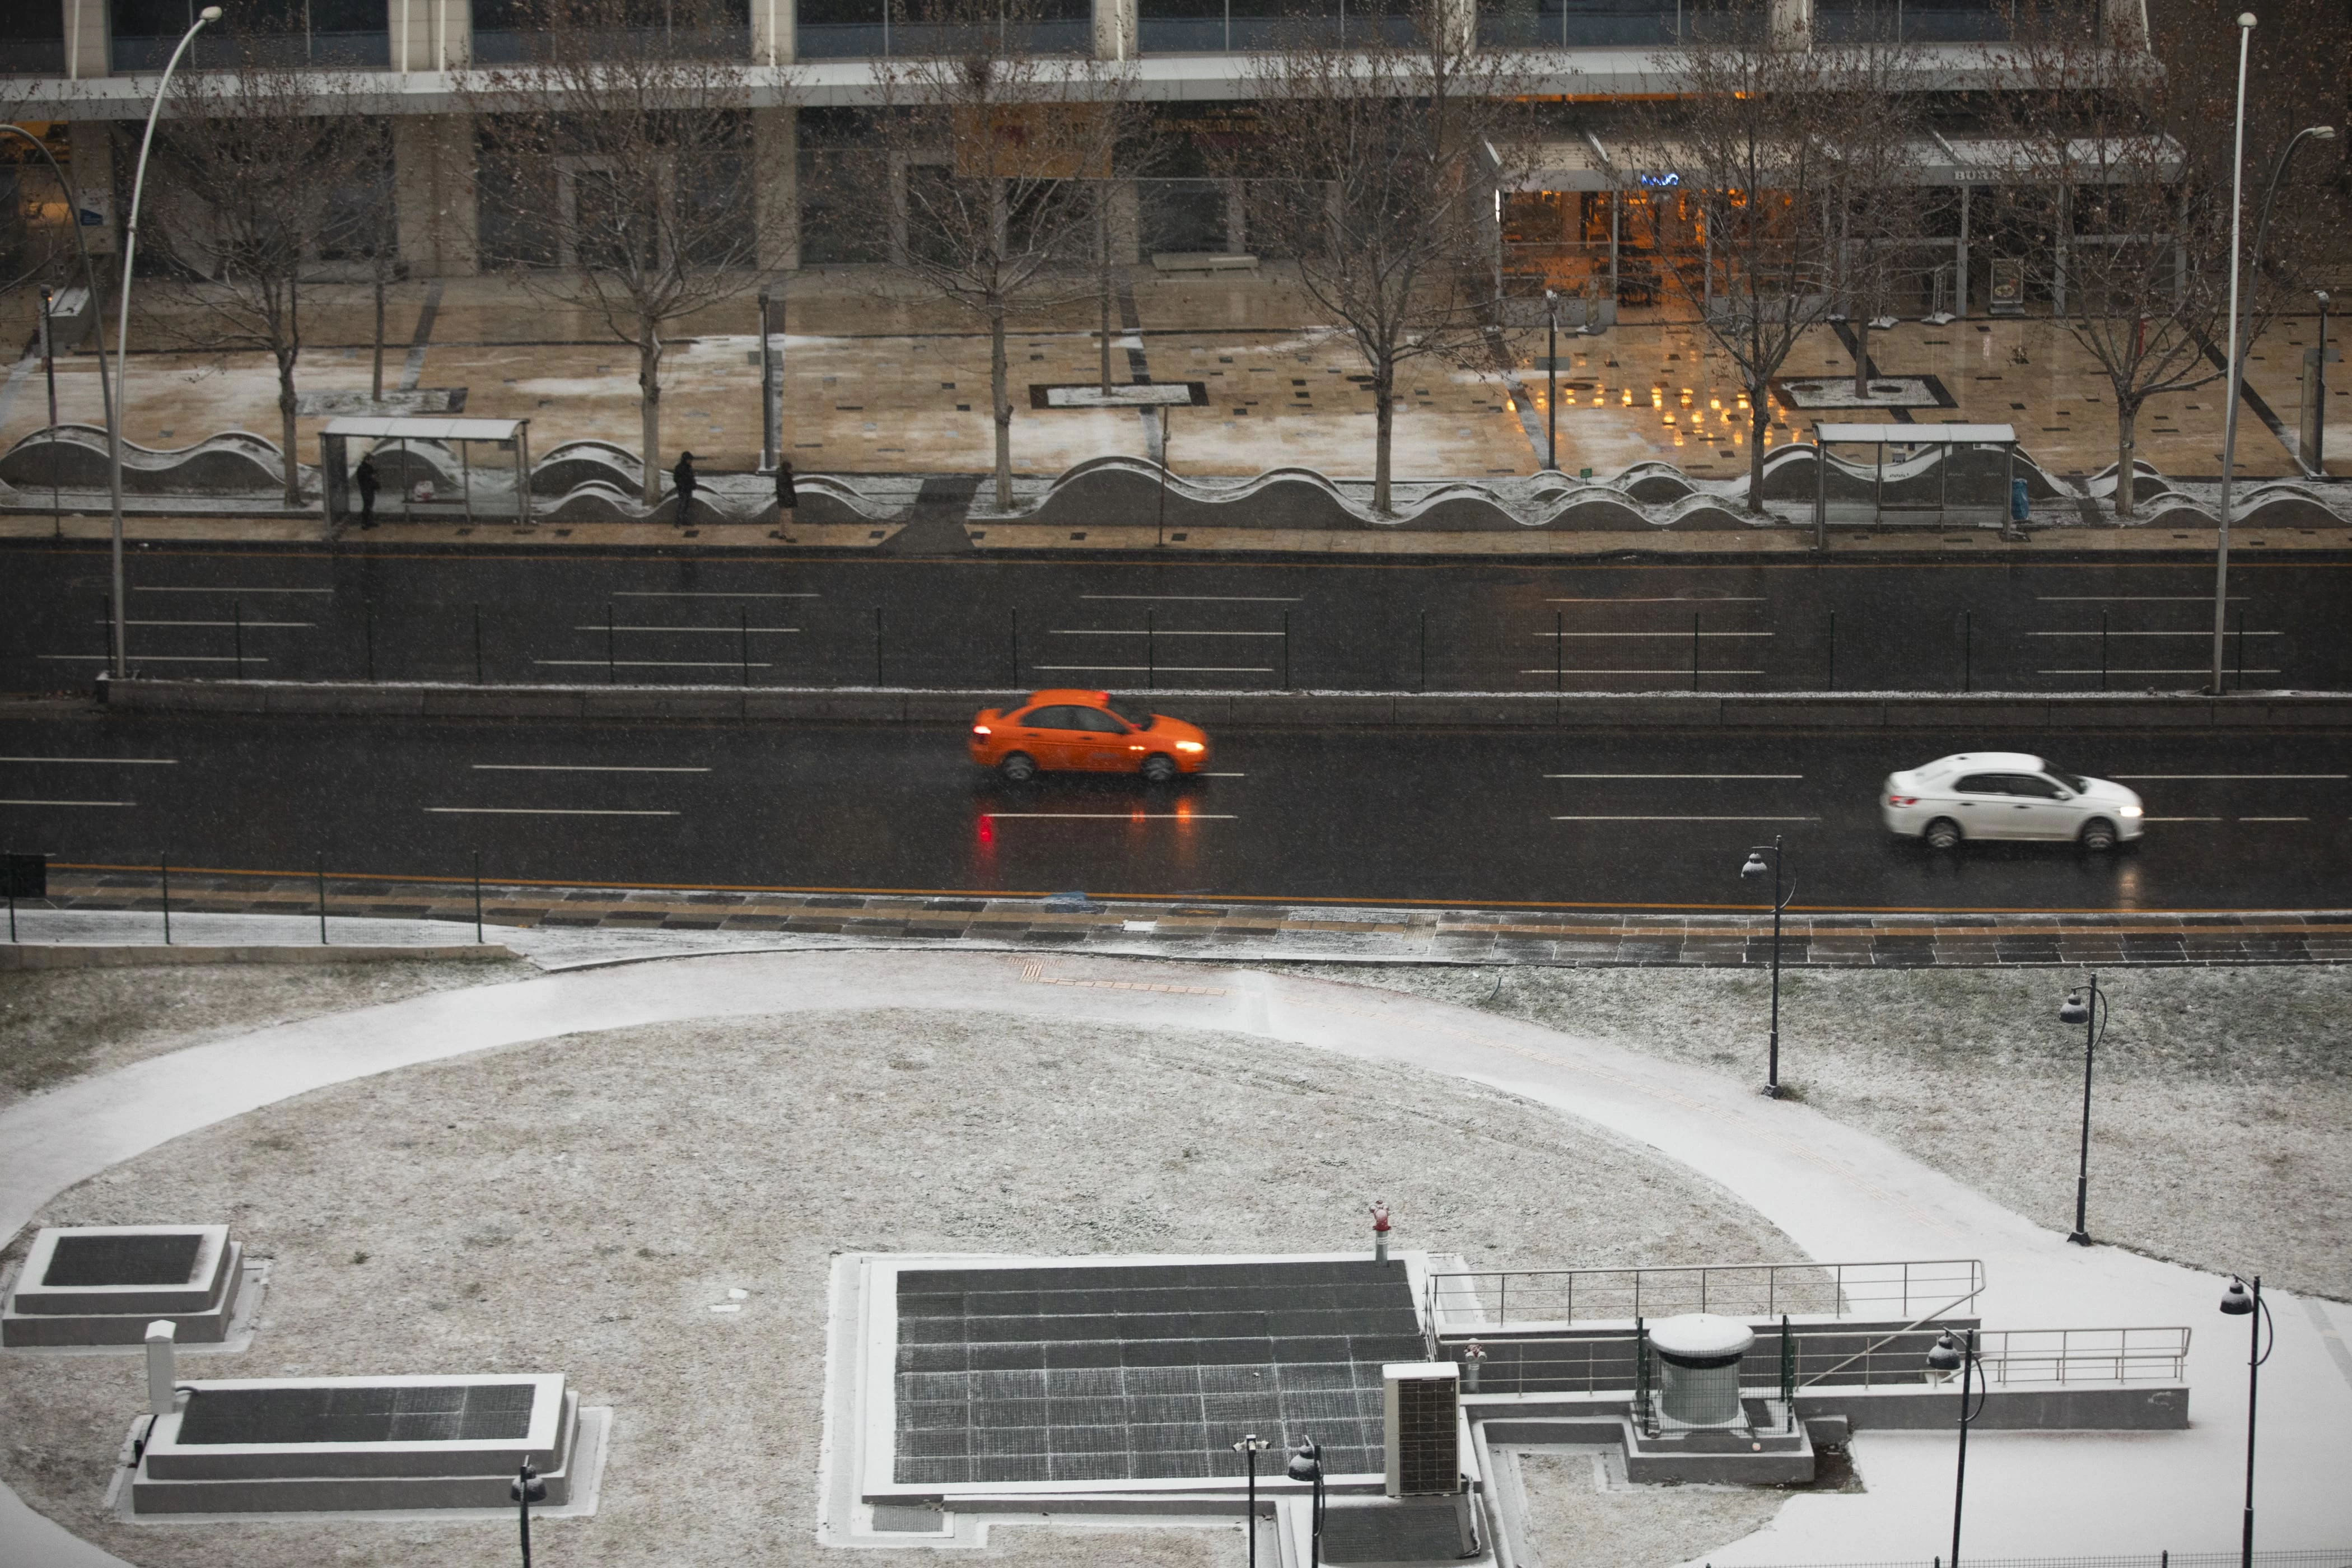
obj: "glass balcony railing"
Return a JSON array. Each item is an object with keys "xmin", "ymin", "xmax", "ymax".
[
  {"xmin": 1136, "ymin": 1, "xmax": 1418, "ymax": 52},
  {"xmin": 1813, "ymin": 0, "xmax": 2014, "ymax": 40},
  {"xmin": 795, "ymin": 1, "xmax": 1093, "ymax": 58},
  {"xmin": 1473, "ymin": 0, "xmax": 1768, "ymax": 45},
  {"xmin": 470, "ymin": 25, "xmax": 754, "ymax": 62},
  {"xmin": 2, "ymin": 38, "xmax": 68, "ymax": 74},
  {"xmin": 110, "ymin": 30, "xmax": 393, "ymax": 71}
]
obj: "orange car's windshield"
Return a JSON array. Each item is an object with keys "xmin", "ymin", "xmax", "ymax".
[{"xmin": 1106, "ymin": 700, "xmax": 1156, "ymax": 730}]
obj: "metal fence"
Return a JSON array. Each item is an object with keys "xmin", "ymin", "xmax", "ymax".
[{"xmin": 1426, "ymin": 1258, "xmax": 1985, "ymax": 1329}]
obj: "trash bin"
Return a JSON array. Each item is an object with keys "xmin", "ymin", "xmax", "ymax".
[{"xmin": 2010, "ymin": 478, "xmax": 2031, "ymax": 524}]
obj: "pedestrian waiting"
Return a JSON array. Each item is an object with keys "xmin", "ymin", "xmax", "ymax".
[
  {"xmin": 354, "ymin": 452, "xmax": 379, "ymax": 529},
  {"xmin": 672, "ymin": 450, "xmax": 698, "ymax": 527}
]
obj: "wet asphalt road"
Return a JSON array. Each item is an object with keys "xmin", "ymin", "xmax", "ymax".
[
  {"xmin": 5, "ymin": 542, "xmax": 2350, "ymax": 696},
  {"xmin": 4, "ymin": 713, "xmax": 2346, "ymax": 912}
]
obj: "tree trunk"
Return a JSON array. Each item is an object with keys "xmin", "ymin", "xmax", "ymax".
[
  {"xmin": 990, "ymin": 301, "xmax": 1013, "ymax": 512},
  {"xmin": 277, "ymin": 353, "xmax": 302, "ymax": 511},
  {"xmin": 639, "ymin": 325, "xmax": 664, "ymax": 510},
  {"xmin": 1851, "ymin": 315, "xmax": 1870, "ymax": 402},
  {"xmin": 372, "ymin": 274, "xmax": 386, "ymax": 403},
  {"xmin": 1099, "ymin": 200, "xmax": 1113, "ymax": 396},
  {"xmin": 1372, "ymin": 356, "xmax": 1395, "ymax": 516},
  {"xmin": 1747, "ymin": 394, "xmax": 1771, "ymax": 517},
  {"xmin": 2114, "ymin": 398, "xmax": 2138, "ymax": 520}
]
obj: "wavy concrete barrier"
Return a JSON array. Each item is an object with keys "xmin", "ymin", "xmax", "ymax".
[
  {"xmin": 1752, "ymin": 441, "xmax": 2073, "ymax": 505},
  {"xmin": 0, "ymin": 425, "xmax": 289, "ymax": 495}
]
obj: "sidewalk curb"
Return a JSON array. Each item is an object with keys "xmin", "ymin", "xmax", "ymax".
[
  {"xmin": 0, "ymin": 942, "xmax": 516, "ymax": 970},
  {"xmin": 92, "ymin": 676, "xmax": 2352, "ymax": 730}
]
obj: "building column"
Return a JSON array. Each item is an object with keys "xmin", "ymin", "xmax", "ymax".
[
  {"xmin": 1955, "ymin": 183, "xmax": 1970, "ymax": 319},
  {"xmin": 62, "ymin": 0, "xmax": 106, "ymax": 78},
  {"xmin": 64, "ymin": 122, "xmax": 117, "ymax": 259},
  {"xmin": 1096, "ymin": 0, "xmax": 1140, "ymax": 59},
  {"xmin": 1770, "ymin": 0, "xmax": 1809, "ymax": 46},
  {"xmin": 1434, "ymin": 0, "xmax": 1479, "ymax": 50},
  {"xmin": 754, "ymin": 108, "xmax": 801, "ymax": 271},
  {"xmin": 753, "ymin": 0, "xmax": 795, "ymax": 64},
  {"xmin": 393, "ymin": 115, "xmax": 479, "ymax": 278}
]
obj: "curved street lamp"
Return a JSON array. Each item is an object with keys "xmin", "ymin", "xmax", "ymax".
[
  {"xmin": 0, "ymin": 127, "xmax": 119, "ymax": 558},
  {"xmin": 2219, "ymin": 1276, "xmax": 2276, "ymax": 1568},
  {"xmin": 2209, "ymin": 17, "xmax": 2337, "ymax": 694},
  {"xmin": 1288, "ymin": 1436, "xmax": 1327, "ymax": 1568},
  {"xmin": 2056, "ymin": 975, "xmax": 2107, "ymax": 1246},
  {"xmin": 1925, "ymin": 1328, "xmax": 1988, "ymax": 1568},
  {"xmin": 104, "ymin": 4, "xmax": 223, "ymax": 682},
  {"xmin": 1740, "ymin": 835, "xmax": 1795, "ymax": 1098}
]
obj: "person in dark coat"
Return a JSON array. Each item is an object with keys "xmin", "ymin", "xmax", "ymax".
[
  {"xmin": 353, "ymin": 452, "xmax": 379, "ymax": 529},
  {"xmin": 672, "ymin": 451, "xmax": 698, "ymax": 526},
  {"xmin": 774, "ymin": 459, "xmax": 797, "ymax": 519}
]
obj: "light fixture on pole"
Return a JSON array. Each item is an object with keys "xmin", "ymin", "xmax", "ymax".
[
  {"xmin": 1544, "ymin": 288, "xmax": 1558, "ymax": 472},
  {"xmin": 1925, "ymin": 1328, "xmax": 1987, "ymax": 1568},
  {"xmin": 106, "ymin": 4, "xmax": 223, "ymax": 683},
  {"xmin": 511, "ymin": 1459, "xmax": 547, "ymax": 1567},
  {"xmin": 1739, "ymin": 835, "xmax": 1794, "ymax": 1098},
  {"xmin": 2209, "ymin": 17, "xmax": 2336, "ymax": 693},
  {"xmin": 1233, "ymin": 1433, "xmax": 1270, "ymax": 1568},
  {"xmin": 1288, "ymin": 1436, "xmax": 1327, "ymax": 1568},
  {"xmin": 2056, "ymin": 976, "xmax": 2107, "ymax": 1245},
  {"xmin": 2219, "ymin": 1276, "xmax": 2275, "ymax": 1568}
]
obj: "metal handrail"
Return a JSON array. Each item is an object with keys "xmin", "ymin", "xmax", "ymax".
[{"xmin": 1426, "ymin": 1258, "xmax": 1986, "ymax": 1329}]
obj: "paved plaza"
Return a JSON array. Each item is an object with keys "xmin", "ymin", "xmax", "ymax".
[{"xmin": 2, "ymin": 273, "xmax": 2339, "ymax": 491}]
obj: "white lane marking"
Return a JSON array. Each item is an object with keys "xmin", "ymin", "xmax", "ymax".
[
  {"xmin": 1200, "ymin": 771, "xmax": 1247, "ymax": 777},
  {"xmin": 1032, "ymin": 664, "xmax": 1273, "ymax": 674},
  {"xmin": 472, "ymin": 764, "xmax": 712, "ymax": 773},
  {"xmin": 613, "ymin": 591, "xmax": 820, "ymax": 599},
  {"xmin": 1534, "ymin": 631, "xmax": 1773, "ymax": 638},
  {"xmin": 1520, "ymin": 668, "xmax": 1766, "ymax": 676},
  {"xmin": 2144, "ymin": 816, "xmax": 2223, "ymax": 822},
  {"xmin": 984, "ymin": 813, "xmax": 1238, "ymax": 820},
  {"xmin": 2036, "ymin": 595, "xmax": 2250, "ymax": 602},
  {"xmin": 1544, "ymin": 772, "xmax": 1803, "ymax": 779},
  {"xmin": 136, "ymin": 585, "xmax": 332, "ymax": 594},
  {"xmin": 95, "ymin": 618, "xmax": 315, "ymax": 628},
  {"xmin": 1546, "ymin": 596, "xmax": 1766, "ymax": 603},
  {"xmin": 424, "ymin": 807, "xmax": 680, "ymax": 816},
  {"xmin": 571, "ymin": 625, "xmax": 801, "ymax": 634},
  {"xmin": 2112, "ymin": 774, "xmax": 2346, "ymax": 780},
  {"xmin": 1050, "ymin": 629, "xmax": 1284, "ymax": 638},
  {"xmin": 1553, "ymin": 814, "xmax": 1821, "ymax": 822},
  {"xmin": 0, "ymin": 797, "xmax": 136, "ymax": 807},
  {"xmin": 534, "ymin": 660, "xmax": 774, "ymax": 669},
  {"xmin": 2238, "ymin": 816, "xmax": 2311, "ymax": 822},
  {"xmin": 39, "ymin": 654, "xmax": 268, "ymax": 664},
  {"xmin": 2037, "ymin": 668, "xmax": 2281, "ymax": 676},
  {"xmin": 1081, "ymin": 594, "xmax": 1302, "ymax": 603},
  {"xmin": 2029, "ymin": 629, "xmax": 2280, "ymax": 637},
  {"xmin": 0, "ymin": 756, "xmax": 177, "ymax": 765}
]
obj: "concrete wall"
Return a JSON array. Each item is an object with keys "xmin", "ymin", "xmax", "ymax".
[
  {"xmin": 96, "ymin": 679, "xmax": 2352, "ymax": 734},
  {"xmin": 392, "ymin": 115, "xmax": 478, "ymax": 278},
  {"xmin": 1803, "ymin": 1383, "xmax": 2189, "ymax": 1431},
  {"xmin": 0, "ymin": 944, "xmax": 514, "ymax": 972}
]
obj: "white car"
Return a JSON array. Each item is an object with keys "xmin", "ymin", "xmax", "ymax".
[{"xmin": 1882, "ymin": 753, "xmax": 2144, "ymax": 852}]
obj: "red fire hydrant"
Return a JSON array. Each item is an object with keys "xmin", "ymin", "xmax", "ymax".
[{"xmin": 1370, "ymin": 1201, "xmax": 1391, "ymax": 1263}]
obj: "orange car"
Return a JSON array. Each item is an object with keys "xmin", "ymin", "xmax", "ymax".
[{"xmin": 969, "ymin": 689, "xmax": 1211, "ymax": 783}]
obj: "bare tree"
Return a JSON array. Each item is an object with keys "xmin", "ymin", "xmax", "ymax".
[
  {"xmin": 149, "ymin": 43, "xmax": 380, "ymax": 507},
  {"xmin": 460, "ymin": 0, "xmax": 795, "ymax": 507},
  {"xmin": 809, "ymin": 0, "xmax": 1140, "ymax": 511},
  {"xmin": 1812, "ymin": 9, "xmax": 1927, "ymax": 398},
  {"xmin": 1619, "ymin": 7, "xmax": 1840, "ymax": 514},
  {"xmin": 1987, "ymin": 6, "xmax": 2243, "ymax": 517},
  {"xmin": 1219, "ymin": 0, "xmax": 1539, "ymax": 514}
]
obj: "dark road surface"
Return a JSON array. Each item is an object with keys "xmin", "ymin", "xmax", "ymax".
[
  {"xmin": 6, "ymin": 542, "xmax": 2350, "ymax": 697},
  {"xmin": 5, "ymin": 713, "xmax": 2345, "ymax": 912}
]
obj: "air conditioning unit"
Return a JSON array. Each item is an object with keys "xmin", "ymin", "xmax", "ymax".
[{"xmin": 1382, "ymin": 1361, "xmax": 1460, "ymax": 1498}]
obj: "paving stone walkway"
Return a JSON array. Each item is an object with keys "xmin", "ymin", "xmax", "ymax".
[{"xmin": 28, "ymin": 869, "xmax": 2351, "ymax": 967}]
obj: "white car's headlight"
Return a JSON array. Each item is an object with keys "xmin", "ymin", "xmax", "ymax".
[{"xmin": 2119, "ymin": 805, "xmax": 2143, "ymax": 818}]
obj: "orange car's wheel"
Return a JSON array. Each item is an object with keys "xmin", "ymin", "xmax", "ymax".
[
  {"xmin": 1139, "ymin": 753, "xmax": 1178, "ymax": 784},
  {"xmin": 998, "ymin": 752, "xmax": 1039, "ymax": 783}
]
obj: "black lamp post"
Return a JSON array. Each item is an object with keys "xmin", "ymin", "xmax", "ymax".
[
  {"xmin": 1289, "ymin": 1436, "xmax": 1327, "ymax": 1568},
  {"xmin": 2056, "ymin": 976, "xmax": 2107, "ymax": 1245},
  {"xmin": 1925, "ymin": 1328, "xmax": 1987, "ymax": 1568},
  {"xmin": 1544, "ymin": 288, "xmax": 1559, "ymax": 472},
  {"xmin": 1740, "ymin": 836, "xmax": 1794, "ymax": 1098},
  {"xmin": 1234, "ymin": 1432, "xmax": 1270, "ymax": 1568},
  {"xmin": 512, "ymin": 1459, "xmax": 547, "ymax": 1567},
  {"xmin": 2219, "ymin": 1276, "xmax": 2275, "ymax": 1568}
]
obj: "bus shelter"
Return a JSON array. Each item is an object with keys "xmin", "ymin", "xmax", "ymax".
[
  {"xmin": 1811, "ymin": 423, "xmax": 2018, "ymax": 545},
  {"xmin": 320, "ymin": 416, "xmax": 533, "ymax": 528}
]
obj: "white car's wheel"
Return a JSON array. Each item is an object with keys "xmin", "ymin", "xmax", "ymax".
[
  {"xmin": 1923, "ymin": 817, "xmax": 1962, "ymax": 851},
  {"xmin": 2078, "ymin": 818, "xmax": 2117, "ymax": 853}
]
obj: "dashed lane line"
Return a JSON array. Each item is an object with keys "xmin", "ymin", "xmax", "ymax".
[
  {"xmin": 0, "ymin": 757, "xmax": 176, "ymax": 765},
  {"xmin": 533, "ymin": 660, "xmax": 775, "ymax": 670},
  {"xmin": 137, "ymin": 585, "xmax": 332, "ymax": 594},
  {"xmin": 424, "ymin": 807, "xmax": 679, "ymax": 816},
  {"xmin": 1553, "ymin": 814, "xmax": 1821, "ymax": 822},
  {"xmin": 2115, "ymin": 774, "xmax": 2346, "ymax": 780},
  {"xmin": 569, "ymin": 625, "xmax": 801, "ymax": 634},
  {"xmin": 1032, "ymin": 664, "xmax": 1273, "ymax": 675},
  {"xmin": 1545, "ymin": 773, "xmax": 1803, "ymax": 780},
  {"xmin": 471, "ymin": 765, "xmax": 712, "ymax": 773},
  {"xmin": 0, "ymin": 799, "xmax": 136, "ymax": 808},
  {"xmin": 983, "ymin": 813, "xmax": 1238, "ymax": 820},
  {"xmin": 1080, "ymin": 594, "xmax": 1303, "ymax": 603},
  {"xmin": 613, "ymin": 591, "xmax": 819, "ymax": 599}
]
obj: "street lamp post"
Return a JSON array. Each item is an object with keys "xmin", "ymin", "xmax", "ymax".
[
  {"xmin": 1739, "ymin": 836, "xmax": 1795, "ymax": 1098},
  {"xmin": 2219, "ymin": 1276, "xmax": 2276, "ymax": 1568},
  {"xmin": 2056, "ymin": 976, "xmax": 2107, "ymax": 1245},
  {"xmin": 106, "ymin": 5, "xmax": 223, "ymax": 682},
  {"xmin": 0, "ymin": 126, "xmax": 122, "ymax": 612},
  {"xmin": 511, "ymin": 1459, "xmax": 547, "ymax": 1567},
  {"xmin": 1544, "ymin": 288, "xmax": 1558, "ymax": 472},
  {"xmin": 2209, "ymin": 18, "xmax": 2337, "ymax": 694},
  {"xmin": 1288, "ymin": 1436, "xmax": 1327, "ymax": 1568},
  {"xmin": 1234, "ymin": 1433, "xmax": 1270, "ymax": 1568},
  {"xmin": 1925, "ymin": 1329, "xmax": 1987, "ymax": 1568}
]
